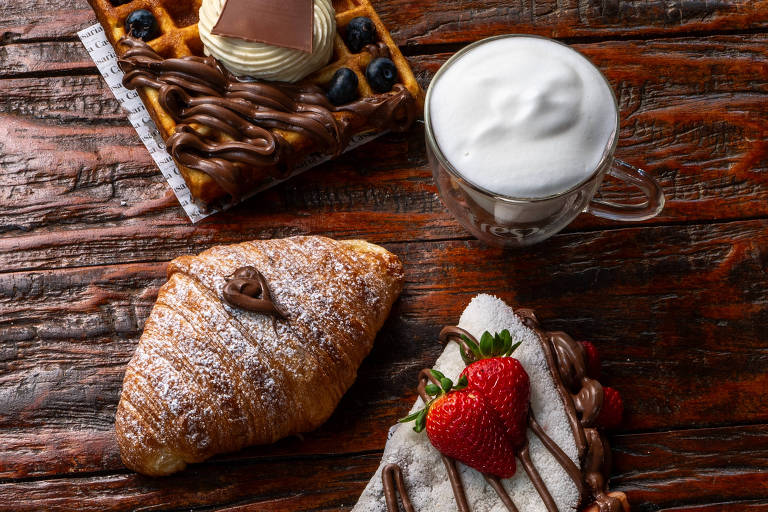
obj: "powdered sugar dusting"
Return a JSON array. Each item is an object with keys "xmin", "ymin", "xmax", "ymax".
[
  {"xmin": 353, "ymin": 294, "xmax": 581, "ymax": 511},
  {"xmin": 115, "ymin": 236, "xmax": 403, "ymax": 474}
]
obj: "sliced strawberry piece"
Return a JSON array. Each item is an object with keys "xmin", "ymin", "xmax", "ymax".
[
  {"xmin": 460, "ymin": 357, "xmax": 530, "ymax": 449},
  {"xmin": 597, "ymin": 386, "xmax": 623, "ymax": 430},
  {"xmin": 426, "ymin": 390, "xmax": 517, "ymax": 478},
  {"xmin": 580, "ymin": 341, "xmax": 601, "ymax": 379}
]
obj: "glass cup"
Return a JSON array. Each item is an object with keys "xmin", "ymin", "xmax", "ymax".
[{"xmin": 425, "ymin": 34, "xmax": 665, "ymax": 247}]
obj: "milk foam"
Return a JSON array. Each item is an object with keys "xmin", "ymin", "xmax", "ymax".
[{"xmin": 429, "ymin": 36, "xmax": 617, "ymax": 198}]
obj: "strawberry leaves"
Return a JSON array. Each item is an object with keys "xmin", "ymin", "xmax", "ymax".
[
  {"xmin": 402, "ymin": 329, "xmax": 524, "ymax": 434},
  {"xmin": 400, "ymin": 408, "xmax": 428, "ymax": 432},
  {"xmin": 428, "ymin": 369, "xmax": 468, "ymax": 393},
  {"xmin": 459, "ymin": 334, "xmax": 480, "ymax": 364},
  {"xmin": 479, "ymin": 331, "xmax": 495, "ymax": 355},
  {"xmin": 460, "ymin": 329, "xmax": 521, "ymax": 364},
  {"xmin": 399, "ymin": 370, "xmax": 469, "ymax": 432}
]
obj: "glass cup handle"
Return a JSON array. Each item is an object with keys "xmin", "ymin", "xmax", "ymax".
[{"xmin": 586, "ymin": 159, "xmax": 665, "ymax": 221}]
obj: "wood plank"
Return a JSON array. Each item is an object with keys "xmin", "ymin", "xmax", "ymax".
[
  {"xmin": 658, "ymin": 501, "xmax": 768, "ymax": 512},
  {"xmin": 0, "ymin": 453, "xmax": 381, "ymax": 512},
  {"xmin": 1, "ymin": 0, "xmax": 767, "ymax": 45},
  {"xmin": 0, "ymin": 1, "xmax": 92, "ymax": 44},
  {"xmin": 2, "ymin": 221, "xmax": 767, "ymax": 479},
  {"xmin": 2, "ymin": 2, "xmax": 766, "ymax": 511},
  {"xmin": 0, "ymin": 110, "xmax": 456, "ymax": 248},
  {"xmin": 0, "ymin": 41, "xmax": 94, "ymax": 78},
  {"xmin": 0, "ymin": 75, "xmax": 450, "ymax": 240},
  {"xmin": 2, "ymin": 425, "xmax": 767, "ymax": 511},
  {"xmin": 1, "ymin": 35, "xmax": 767, "ymax": 259},
  {"xmin": 612, "ymin": 425, "xmax": 768, "ymax": 510},
  {"xmin": 1, "ymin": 430, "xmax": 121, "ymax": 479},
  {"xmin": 0, "ymin": 75, "xmax": 125, "ymax": 123},
  {"xmin": 381, "ymin": 0, "xmax": 768, "ymax": 46}
]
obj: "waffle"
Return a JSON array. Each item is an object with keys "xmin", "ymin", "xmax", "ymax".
[{"xmin": 86, "ymin": 0, "xmax": 424, "ymax": 207}]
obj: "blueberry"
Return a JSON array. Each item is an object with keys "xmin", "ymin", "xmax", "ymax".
[
  {"xmin": 125, "ymin": 9, "xmax": 159, "ymax": 41},
  {"xmin": 327, "ymin": 68, "xmax": 359, "ymax": 106},
  {"xmin": 345, "ymin": 17, "xmax": 376, "ymax": 53},
  {"xmin": 366, "ymin": 57, "xmax": 398, "ymax": 93}
]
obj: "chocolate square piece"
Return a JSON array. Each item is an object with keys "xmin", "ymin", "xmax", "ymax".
[{"xmin": 211, "ymin": 0, "xmax": 314, "ymax": 53}]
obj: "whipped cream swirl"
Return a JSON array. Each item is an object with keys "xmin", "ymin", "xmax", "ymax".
[{"xmin": 199, "ymin": 0, "xmax": 336, "ymax": 82}]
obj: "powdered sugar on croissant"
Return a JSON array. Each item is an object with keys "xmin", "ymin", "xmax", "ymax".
[{"xmin": 115, "ymin": 236, "xmax": 404, "ymax": 476}]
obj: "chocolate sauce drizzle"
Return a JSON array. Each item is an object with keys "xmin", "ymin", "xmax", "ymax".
[
  {"xmin": 382, "ymin": 315, "xmax": 625, "ymax": 512},
  {"xmin": 118, "ymin": 37, "xmax": 418, "ymax": 201},
  {"xmin": 382, "ymin": 463, "xmax": 415, "ymax": 512},
  {"xmin": 222, "ymin": 266, "xmax": 285, "ymax": 318},
  {"xmin": 415, "ymin": 369, "xmax": 471, "ymax": 512}
]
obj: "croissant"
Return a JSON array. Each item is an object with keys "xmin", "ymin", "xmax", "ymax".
[{"xmin": 115, "ymin": 236, "xmax": 404, "ymax": 476}]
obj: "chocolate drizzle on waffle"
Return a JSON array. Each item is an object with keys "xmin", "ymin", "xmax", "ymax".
[
  {"xmin": 382, "ymin": 315, "xmax": 625, "ymax": 512},
  {"xmin": 118, "ymin": 37, "xmax": 418, "ymax": 201}
]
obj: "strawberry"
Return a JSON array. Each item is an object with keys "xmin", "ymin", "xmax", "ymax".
[
  {"xmin": 453, "ymin": 329, "xmax": 530, "ymax": 448},
  {"xmin": 460, "ymin": 357, "xmax": 529, "ymax": 449},
  {"xmin": 425, "ymin": 390, "xmax": 517, "ymax": 478},
  {"xmin": 580, "ymin": 341, "xmax": 601, "ymax": 379},
  {"xmin": 401, "ymin": 330, "xmax": 531, "ymax": 477},
  {"xmin": 596, "ymin": 386, "xmax": 623, "ymax": 429}
]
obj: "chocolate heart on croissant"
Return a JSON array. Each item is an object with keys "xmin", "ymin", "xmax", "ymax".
[{"xmin": 115, "ymin": 236, "xmax": 404, "ymax": 476}]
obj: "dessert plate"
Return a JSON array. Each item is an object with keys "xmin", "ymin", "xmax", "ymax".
[{"xmin": 355, "ymin": 294, "xmax": 629, "ymax": 512}]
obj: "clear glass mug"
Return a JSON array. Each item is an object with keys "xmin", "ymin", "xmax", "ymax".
[{"xmin": 425, "ymin": 35, "xmax": 665, "ymax": 247}]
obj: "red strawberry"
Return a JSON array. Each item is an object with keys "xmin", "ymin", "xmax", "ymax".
[
  {"xmin": 580, "ymin": 341, "xmax": 601, "ymax": 379},
  {"xmin": 400, "ymin": 330, "xmax": 531, "ymax": 478},
  {"xmin": 597, "ymin": 386, "xmax": 623, "ymax": 429},
  {"xmin": 426, "ymin": 390, "xmax": 517, "ymax": 478},
  {"xmin": 460, "ymin": 357, "xmax": 530, "ymax": 449}
]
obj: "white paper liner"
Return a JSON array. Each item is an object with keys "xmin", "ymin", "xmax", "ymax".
[{"xmin": 78, "ymin": 22, "xmax": 384, "ymax": 223}]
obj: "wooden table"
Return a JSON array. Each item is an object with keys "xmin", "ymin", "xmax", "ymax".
[{"xmin": 2, "ymin": 1, "xmax": 768, "ymax": 510}]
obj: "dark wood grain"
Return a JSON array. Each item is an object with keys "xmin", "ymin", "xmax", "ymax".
[
  {"xmin": 0, "ymin": 453, "xmax": 381, "ymax": 512},
  {"xmin": 3, "ymin": 221, "xmax": 767, "ymax": 485},
  {"xmin": 1, "ymin": 35, "xmax": 767, "ymax": 270},
  {"xmin": 381, "ymin": 0, "xmax": 768, "ymax": 46},
  {"xmin": 0, "ymin": 41, "xmax": 95, "ymax": 78},
  {"xmin": 2, "ymin": 0, "xmax": 767, "ymax": 45},
  {"xmin": 2, "ymin": 424, "xmax": 767, "ymax": 511},
  {"xmin": 658, "ymin": 502, "xmax": 768, "ymax": 512},
  {"xmin": 612, "ymin": 425, "xmax": 768, "ymax": 510},
  {"xmin": 2, "ymin": 0, "xmax": 767, "ymax": 510}
]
